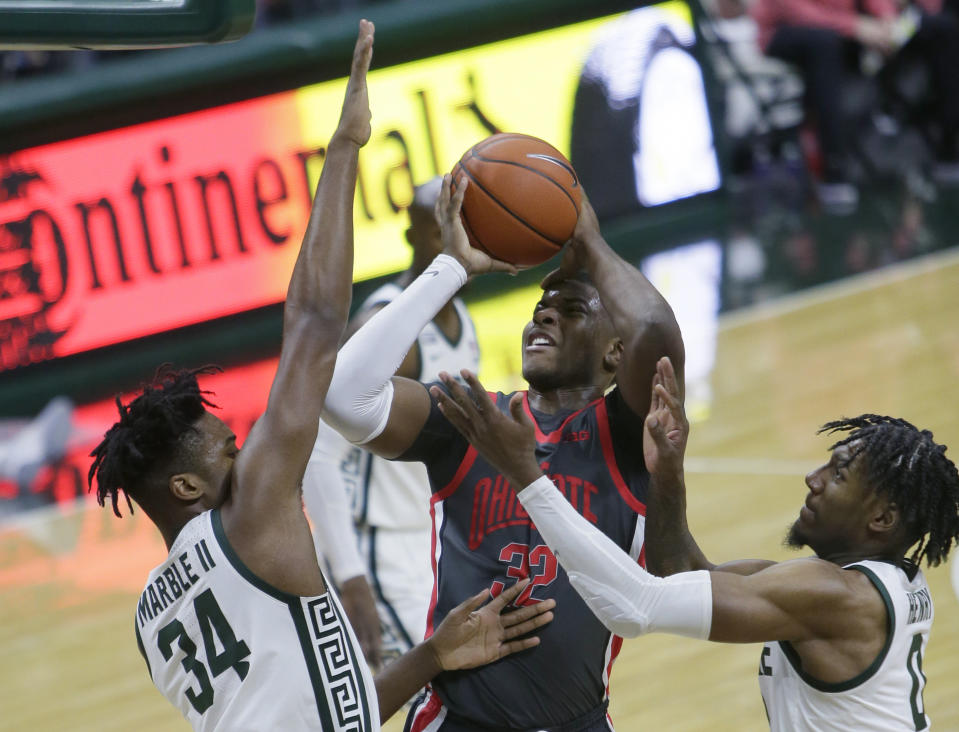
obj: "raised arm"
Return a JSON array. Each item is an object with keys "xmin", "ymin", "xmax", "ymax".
[
  {"xmin": 226, "ymin": 22, "xmax": 372, "ymax": 526},
  {"xmin": 520, "ymin": 473, "xmax": 882, "ymax": 651},
  {"xmin": 541, "ymin": 198, "xmax": 685, "ymax": 419},
  {"xmin": 643, "ymin": 355, "xmax": 777, "ymax": 577},
  {"xmin": 323, "ymin": 176, "xmax": 515, "ymax": 458},
  {"xmin": 641, "ymin": 356, "xmax": 713, "ymax": 575}
]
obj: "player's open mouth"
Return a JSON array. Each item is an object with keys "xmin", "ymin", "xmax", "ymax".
[{"xmin": 526, "ymin": 332, "xmax": 556, "ymax": 350}]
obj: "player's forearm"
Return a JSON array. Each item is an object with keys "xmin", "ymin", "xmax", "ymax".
[
  {"xmin": 585, "ymin": 236, "xmax": 678, "ymax": 337},
  {"xmin": 580, "ymin": 236, "xmax": 685, "ymax": 398},
  {"xmin": 518, "ymin": 476, "xmax": 711, "ymax": 639},
  {"xmin": 374, "ymin": 641, "xmax": 441, "ymax": 722},
  {"xmin": 323, "ymin": 254, "xmax": 466, "ymax": 443},
  {"xmin": 285, "ymin": 136, "xmax": 359, "ymax": 324},
  {"xmin": 644, "ymin": 472, "xmax": 714, "ymax": 576},
  {"xmin": 251, "ymin": 139, "xmax": 359, "ymax": 487}
]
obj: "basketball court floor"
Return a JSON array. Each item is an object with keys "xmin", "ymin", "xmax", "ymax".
[{"xmin": 2, "ymin": 248, "xmax": 957, "ymax": 731}]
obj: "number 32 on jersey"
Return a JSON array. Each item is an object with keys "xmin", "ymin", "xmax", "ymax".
[{"xmin": 491, "ymin": 542, "xmax": 558, "ymax": 606}]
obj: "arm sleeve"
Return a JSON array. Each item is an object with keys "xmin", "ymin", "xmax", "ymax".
[
  {"xmin": 518, "ymin": 476, "xmax": 712, "ymax": 639},
  {"xmin": 323, "ymin": 254, "xmax": 467, "ymax": 444},
  {"xmin": 302, "ymin": 421, "xmax": 366, "ymax": 584}
]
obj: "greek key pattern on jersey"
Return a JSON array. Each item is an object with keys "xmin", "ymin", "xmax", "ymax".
[{"xmin": 307, "ymin": 596, "xmax": 365, "ymax": 731}]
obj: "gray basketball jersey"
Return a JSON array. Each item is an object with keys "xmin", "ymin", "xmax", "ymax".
[
  {"xmin": 759, "ymin": 559, "xmax": 933, "ymax": 731},
  {"xmin": 135, "ymin": 510, "xmax": 379, "ymax": 731}
]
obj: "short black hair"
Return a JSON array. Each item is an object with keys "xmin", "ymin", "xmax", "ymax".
[
  {"xmin": 820, "ymin": 414, "xmax": 959, "ymax": 567},
  {"xmin": 88, "ymin": 365, "xmax": 220, "ymax": 517}
]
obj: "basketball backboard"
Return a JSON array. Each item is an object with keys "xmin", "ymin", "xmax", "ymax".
[{"xmin": 0, "ymin": 0, "xmax": 255, "ymax": 49}]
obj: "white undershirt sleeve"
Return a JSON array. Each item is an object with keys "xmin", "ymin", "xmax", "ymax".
[
  {"xmin": 322, "ymin": 254, "xmax": 467, "ymax": 444},
  {"xmin": 518, "ymin": 475, "xmax": 712, "ymax": 640}
]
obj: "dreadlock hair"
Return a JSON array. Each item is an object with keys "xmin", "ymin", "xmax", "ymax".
[
  {"xmin": 88, "ymin": 365, "xmax": 220, "ymax": 518},
  {"xmin": 820, "ymin": 414, "xmax": 959, "ymax": 568}
]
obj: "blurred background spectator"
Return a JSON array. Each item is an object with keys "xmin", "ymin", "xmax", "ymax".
[
  {"xmin": 740, "ymin": 0, "xmax": 959, "ymax": 209},
  {"xmin": 0, "ymin": 397, "xmax": 73, "ymax": 494}
]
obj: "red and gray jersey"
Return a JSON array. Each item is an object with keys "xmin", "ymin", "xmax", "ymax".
[{"xmin": 402, "ymin": 387, "xmax": 648, "ymax": 730}]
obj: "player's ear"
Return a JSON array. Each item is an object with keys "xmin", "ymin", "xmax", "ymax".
[
  {"xmin": 869, "ymin": 500, "xmax": 901, "ymax": 537},
  {"xmin": 603, "ymin": 338, "xmax": 624, "ymax": 374},
  {"xmin": 169, "ymin": 473, "xmax": 205, "ymax": 502}
]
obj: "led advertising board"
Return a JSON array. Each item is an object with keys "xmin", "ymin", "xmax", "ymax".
[{"xmin": 0, "ymin": 2, "xmax": 717, "ymax": 373}]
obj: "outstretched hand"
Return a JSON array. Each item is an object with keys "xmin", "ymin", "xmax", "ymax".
[
  {"xmin": 642, "ymin": 356, "xmax": 688, "ymax": 481},
  {"xmin": 435, "ymin": 175, "xmax": 518, "ymax": 277},
  {"xmin": 430, "ymin": 370, "xmax": 543, "ymax": 489},
  {"xmin": 334, "ymin": 19, "xmax": 374, "ymax": 147},
  {"xmin": 427, "ymin": 578, "xmax": 555, "ymax": 671}
]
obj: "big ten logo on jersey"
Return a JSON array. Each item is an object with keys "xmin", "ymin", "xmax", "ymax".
[
  {"xmin": 136, "ymin": 538, "xmax": 217, "ymax": 627},
  {"xmin": 491, "ymin": 542, "xmax": 557, "ymax": 606}
]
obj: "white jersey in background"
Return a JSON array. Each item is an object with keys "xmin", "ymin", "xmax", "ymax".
[
  {"xmin": 346, "ymin": 283, "xmax": 479, "ymax": 529},
  {"xmin": 759, "ymin": 559, "xmax": 933, "ymax": 731},
  {"xmin": 135, "ymin": 510, "xmax": 379, "ymax": 732},
  {"xmin": 305, "ymin": 282, "xmax": 479, "ymax": 659}
]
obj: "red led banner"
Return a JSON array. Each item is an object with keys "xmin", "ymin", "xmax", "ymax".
[
  {"xmin": 0, "ymin": 13, "xmax": 615, "ymax": 374},
  {"xmin": 0, "ymin": 8, "xmax": 712, "ymax": 375},
  {"xmin": 0, "ymin": 93, "xmax": 316, "ymax": 372}
]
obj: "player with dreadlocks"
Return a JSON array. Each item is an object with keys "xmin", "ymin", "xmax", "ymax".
[
  {"xmin": 429, "ymin": 355, "xmax": 959, "ymax": 731},
  {"xmin": 811, "ymin": 414, "xmax": 959, "ymax": 570},
  {"xmin": 86, "ymin": 21, "xmax": 552, "ymax": 732},
  {"xmin": 90, "ymin": 365, "xmax": 219, "ymax": 522}
]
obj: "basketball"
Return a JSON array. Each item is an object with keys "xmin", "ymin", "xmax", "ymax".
[{"xmin": 452, "ymin": 133, "xmax": 582, "ymax": 266}]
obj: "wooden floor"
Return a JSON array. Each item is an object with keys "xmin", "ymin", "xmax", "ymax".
[{"xmin": 2, "ymin": 249, "xmax": 959, "ymax": 731}]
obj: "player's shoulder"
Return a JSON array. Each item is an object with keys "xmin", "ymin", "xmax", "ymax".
[
  {"xmin": 771, "ymin": 555, "xmax": 848, "ymax": 579},
  {"xmin": 602, "ymin": 385, "xmax": 630, "ymax": 412},
  {"xmin": 601, "ymin": 386, "xmax": 645, "ymax": 434},
  {"xmin": 764, "ymin": 557, "xmax": 883, "ymax": 605}
]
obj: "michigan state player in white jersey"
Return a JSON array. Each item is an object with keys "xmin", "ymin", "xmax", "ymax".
[
  {"xmin": 304, "ymin": 176, "xmax": 480, "ymax": 670},
  {"xmin": 758, "ymin": 559, "xmax": 934, "ymax": 730},
  {"xmin": 431, "ymin": 355, "xmax": 959, "ymax": 731},
  {"xmin": 88, "ymin": 22, "xmax": 553, "ymax": 731}
]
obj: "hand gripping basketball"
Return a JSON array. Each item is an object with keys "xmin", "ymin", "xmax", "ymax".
[
  {"xmin": 452, "ymin": 133, "xmax": 582, "ymax": 266},
  {"xmin": 436, "ymin": 174, "xmax": 518, "ymax": 276}
]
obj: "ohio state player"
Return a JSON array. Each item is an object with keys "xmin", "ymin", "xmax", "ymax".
[{"xmin": 323, "ymin": 178, "xmax": 683, "ymax": 731}]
